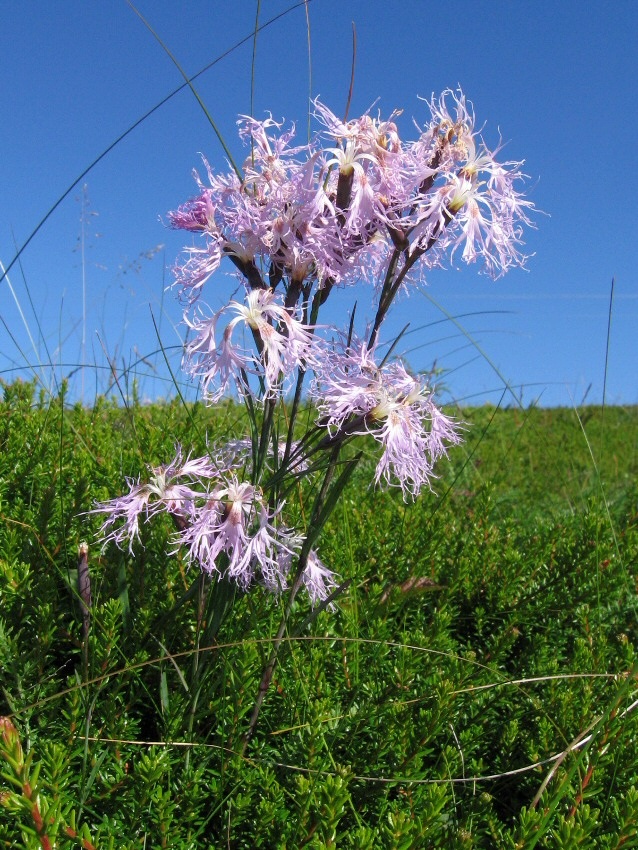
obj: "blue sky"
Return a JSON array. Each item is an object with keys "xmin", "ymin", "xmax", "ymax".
[{"xmin": 1, "ymin": 0, "xmax": 636, "ymax": 407}]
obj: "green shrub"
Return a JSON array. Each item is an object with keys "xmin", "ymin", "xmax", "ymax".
[{"xmin": 1, "ymin": 382, "xmax": 637, "ymax": 847}]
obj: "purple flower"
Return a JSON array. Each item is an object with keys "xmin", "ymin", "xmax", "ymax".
[
  {"xmin": 93, "ymin": 446, "xmax": 218, "ymax": 552},
  {"xmin": 183, "ymin": 308, "xmax": 255, "ymax": 402},
  {"xmin": 169, "ymin": 91, "xmax": 535, "ymax": 316},
  {"xmin": 226, "ymin": 504, "xmax": 299, "ymax": 593},
  {"xmin": 312, "ymin": 337, "xmax": 462, "ymax": 499},
  {"xmin": 302, "ymin": 550, "xmax": 339, "ymax": 608},
  {"xmin": 183, "ymin": 287, "xmax": 318, "ymax": 401},
  {"xmin": 178, "ymin": 478, "xmax": 255, "ymax": 584},
  {"xmin": 406, "ymin": 90, "xmax": 535, "ymax": 276},
  {"xmin": 96, "ymin": 450, "xmax": 333, "ymax": 606},
  {"xmin": 176, "ymin": 477, "xmax": 319, "ymax": 600},
  {"xmin": 120, "ymin": 88, "xmax": 536, "ymax": 613}
]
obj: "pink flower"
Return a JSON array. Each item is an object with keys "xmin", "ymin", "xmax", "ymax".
[
  {"xmin": 179, "ymin": 478, "xmax": 255, "ymax": 583},
  {"xmin": 404, "ymin": 90, "xmax": 535, "ymax": 276},
  {"xmin": 183, "ymin": 288, "xmax": 318, "ymax": 401},
  {"xmin": 302, "ymin": 550, "xmax": 338, "ymax": 608},
  {"xmin": 95, "ymin": 449, "xmax": 332, "ymax": 605},
  {"xmin": 227, "ymin": 504, "xmax": 299, "ymax": 593},
  {"xmin": 167, "ymin": 189, "xmax": 215, "ymax": 232},
  {"xmin": 183, "ymin": 308, "xmax": 255, "ymax": 402},
  {"xmin": 93, "ymin": 446, "xmax": 218, "ymax": 552},
  {"xmin": 170, "ymin": 91, "xmax": 535, "ymax": 315},
  {"xmin": 176, "ymin": 476, "xmax": 309, "ymax": 597},
  {"xmin": 312, "ymin": 337, "xmax": 462, "ymax": 499}
]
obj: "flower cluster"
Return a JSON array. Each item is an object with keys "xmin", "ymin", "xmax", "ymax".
[
  {"xmin": 167, "ymin": 90, "xmax": 533, "ymax": 408},
  {"xmin": 169, "ymin": 91, "xmax": 533, "ymax": 303},
  {"xmin": 312, "ymin": 336, "xmax": 462, "ymax": 499},
  {"xmin": 94, "ymin": 446, "xmax": 337, "ymax": 606},
  {"xmin": 183, "ymin": 287, "xmax": 318, "ymax": 402},
  {"xmin": 96, "ymin": 89, "xmax": 534, "ymax": 607}
]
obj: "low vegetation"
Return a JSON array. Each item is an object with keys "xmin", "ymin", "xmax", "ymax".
[{"xmin": 1, "ymin": 380, "xmax": 637, "ymax": 848}]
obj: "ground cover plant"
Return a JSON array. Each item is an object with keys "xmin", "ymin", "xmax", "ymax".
[{"xmin": 0, "ymin": 383, "xmax": 637, "ymax": 848}]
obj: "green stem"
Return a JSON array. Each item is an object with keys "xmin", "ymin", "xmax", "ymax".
[{"xmin": 241, "ymin": 444, "xmax": 344, "ymax": 754}]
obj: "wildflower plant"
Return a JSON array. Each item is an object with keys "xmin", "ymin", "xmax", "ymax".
[{"xmin": 95, "ymin": 89, "xmax": 534, "ymax": 740}]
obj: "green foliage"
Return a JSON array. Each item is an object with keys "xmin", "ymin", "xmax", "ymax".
[{"xmin": 1, "ymin": 381, "xmax": 637, "ymax": 847}]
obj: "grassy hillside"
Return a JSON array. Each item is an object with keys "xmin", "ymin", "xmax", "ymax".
[{"xmin": 1, "ymin": 380, "xmax": 637, "ymax": 848}]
